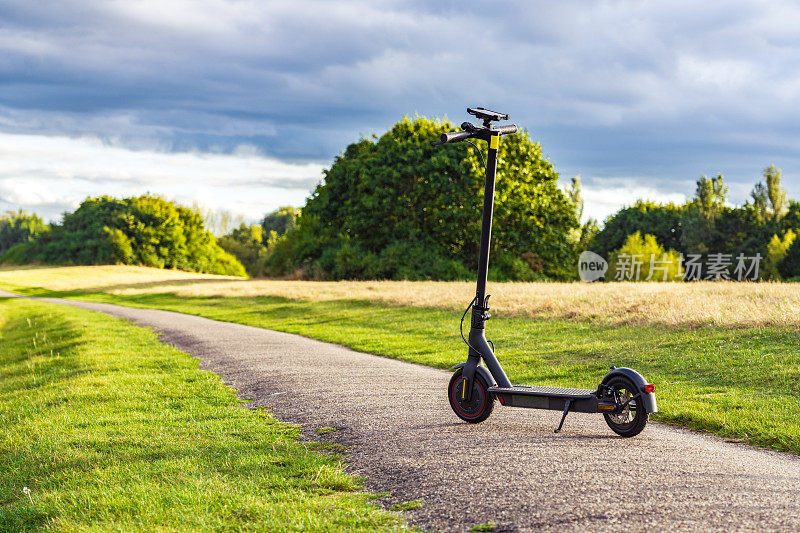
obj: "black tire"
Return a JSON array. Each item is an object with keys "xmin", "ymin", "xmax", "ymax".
[
  {"xmin": 448, "ymin": 368, "xmax": 494, "ymax": 423},
  {"xmin": 603, "ymin": 376, "xmax": 648, "ymax": 437}
]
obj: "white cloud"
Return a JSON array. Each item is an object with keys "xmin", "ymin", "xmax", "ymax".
[
  {"xmin": 0, "ymin": 177, "xmax": 71, "ymax": 207},
  {"xmin": 0, "ymin": 133, "xmax": 324, "ymax": 222},
  {"xmin": 580, "ymin": 179, "xmax": 687, "ymax": 224}
]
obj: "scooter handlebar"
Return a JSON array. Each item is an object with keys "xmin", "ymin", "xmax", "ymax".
[
  {"xmin": 440, "ymin": 130, "xmax": 472, "ymax": 143},
  {"xmin": 493, "ymin": 124, "xmax": 518, "ymax": 135},
  {"xmin": 431, "ymin": 123, "xmax": 517, "ymax": 146}
]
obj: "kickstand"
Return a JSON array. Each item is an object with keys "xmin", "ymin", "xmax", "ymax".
[{"xmin": 554, "ymin": 399, "xmax": 573, "ymax": 433}]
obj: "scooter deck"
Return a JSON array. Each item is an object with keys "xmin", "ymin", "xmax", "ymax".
[
  {"xmin": 489, "ymin": 384, "xmax": 596, "ymax": 398},
  {"xmin": 489, "ymin": 385, "xmax": 600, "ymax": 413}
]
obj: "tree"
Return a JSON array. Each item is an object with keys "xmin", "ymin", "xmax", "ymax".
[
  {"xmin": 3, "ymin": 195, "xmax": 246, "ymax": 276},
  {"xmin": 567, "ymin": 175, "xmax": 583, "ymax": 220},
  {"xmin": 218, "ymin": 223, "xmax": 268, "ymax": 276},
  {"xmin": 778, "ymin": 237, "xmax": 800, "ymax": 280},
  {"xmin": 764, "ymin": 165, "xmax": 787, "ymax": 220},
  {"xmin": 591, "ymin": 200, "xmax": 684, "ymax": 258},
  {"xmin": 750, "ymin": 182, "xmax": 769, "ymax": 223},
  {"xmin": 718, "ymin": 204, "xmax": 776, "ymax": 269},
  {"xmin": 681, "ymin": 174, "xmax": 727, "ymax": 254},
  {"xmin": 277, "ymin": 116, "xmax": 580, "ymax": 280},
  {"xmin": 608, "ymin": 232, "xmax": 682, "ymax": 282},
  {"xmin": 695, "ymin": 174, "xmax": 728, "ymax": 216},
  {"xmin": 0, "ymin": 210, "xmax": 49, "ymax": 255},
  {"xmin": 749, "ymin": 166, "xmax": 787, "ymax": 223},
  {"xmin": 261, "ymin": 206, "xmax": 299, "ymax": 239},
  {"xmin": 764, "ymin": 230, "xmax": 796, "ymax": 280},
  {"xmin": 566, "ymin": 175, "xmax": 600, "ymax": 254},
  {"xmin": 578, "ymin": 218, "xmax": 599, "ymax": 252},
  {"xmin": 782, "ymin": 200, "xmax": 800, "ymax": 233}
]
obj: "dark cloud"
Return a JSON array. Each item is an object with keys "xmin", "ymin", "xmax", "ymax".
[{"xmin": 1, "ymin": 0, "xmax": 800, "ymax": 216}]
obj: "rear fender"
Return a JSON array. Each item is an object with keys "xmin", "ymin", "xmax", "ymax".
[{"xmin": 601, "ymin": 367, "xmax": 658, "ymax": 413}]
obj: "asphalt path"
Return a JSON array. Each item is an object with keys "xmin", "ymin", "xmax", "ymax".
[{"xmin": 6, "ymin": 291, "xmax": 800, "ymax": 532}]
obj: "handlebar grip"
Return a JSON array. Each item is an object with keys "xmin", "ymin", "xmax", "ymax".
[
  {"xmin": 493, "ymin": 124, "xmax": 518, "ymax": 135},
  {"xmin": 441, "ymin": 130, "xmax": 472, "ymax": 143}
]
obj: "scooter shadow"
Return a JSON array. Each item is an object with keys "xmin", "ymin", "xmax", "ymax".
[
  {"xmin": 558, "ymin": 433, "xmax": 622, "ymax": 441},
  {"xmin": 418, "ymin": 421, "xmax": 624, "ymax": 440}
]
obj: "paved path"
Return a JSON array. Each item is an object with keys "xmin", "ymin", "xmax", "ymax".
[{"xmin": 7, "ymin": 291, "xmax": 800, "ymax": 532}]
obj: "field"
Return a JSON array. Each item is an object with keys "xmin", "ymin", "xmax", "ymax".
[
  {"xmin": 2, "ymin": 265, "xmax": 800, "ymax": 328},
  {"xmin": 1, "ymin": 266, "xmax": 799, "ymax": 456},
  {"xmin": 0, "ymin": 296, "xmax": 405, "ymax": 531}
]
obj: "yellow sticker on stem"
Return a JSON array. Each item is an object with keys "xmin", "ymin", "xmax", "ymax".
[{"xmin": 489, "ymin": 135, "xmax": 499, "ymax": 150}]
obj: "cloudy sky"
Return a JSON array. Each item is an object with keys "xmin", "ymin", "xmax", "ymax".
[{"xmin": 2, "ymin": 0, "xmax": 800, "ymax": 225}]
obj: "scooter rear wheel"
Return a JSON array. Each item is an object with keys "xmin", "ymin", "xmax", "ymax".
[
  {"xmin": 603, "ymin": 376, "xmax": 648, "ymax": 437},
  {"xmin": 448, "ymin": 369, "xmax": 494, "ymax": 423}
]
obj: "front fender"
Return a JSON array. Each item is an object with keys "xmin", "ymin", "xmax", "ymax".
[
  {"xmin": 601, "ymin": 367, "xmax": 658, "ymax": 413},
  {"xmin": 452, "ymin": 362, "xmax": 497, "ymax": 389}
]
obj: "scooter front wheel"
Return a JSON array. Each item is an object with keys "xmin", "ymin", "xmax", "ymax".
[
  {"xmin": 448, "ymin": 368, "xmax": 494, "ymax": 423},
  {"xmin": 603, "ymin": 376, "xmax": 649, "ymax": 437}
]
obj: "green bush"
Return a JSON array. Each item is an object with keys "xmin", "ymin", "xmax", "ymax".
[
  {"xmin": 763, "ymin": 230, "xmax": 796, "ymax": 280},
  {"xmin": 273, "ymin": 116, "xmax": 580, "ymax": 280},
  {"xmin": 591, "ymin": 201, "xmax": 684, "ymax": 258},
  {"xmin": 778, "ymin": 236, "xmax": 800, "ymax": 279},
  {"xmin": 609, "ymin": 232, "xmax": 682, "ymax": 281},
  {"xmin": 2, "ymin": 195, "xmax": 245, "ymax": 276},
  {"xmin": 489, "ymin": 252, "xmax": 547, "ymax": 282},
  {"xmin": 261, "ymin": 206, "xmax": 299, "ymax": 236},
  {"xmin": 0, "ymin": 210, "xmax": 49, "ymax": 255},
  {"xmin": 0, "ymin": 242, "xmax": 37, "ymax": 263},
  {"xmin": 218, "ymin": 224, "xmax": 268, "ymax": 276}
]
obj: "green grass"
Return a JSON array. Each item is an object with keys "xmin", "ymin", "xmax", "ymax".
[
  {"xmin": 0, "ymin": 297, "xmax": 406, "ymax": 532},
  {"xmin": 4, "ymin": 281, "xmax": 800, "ymax": 455},
  {"xmin": 470, "ymin": 523, "xmax": 495, "ymax": 532}
]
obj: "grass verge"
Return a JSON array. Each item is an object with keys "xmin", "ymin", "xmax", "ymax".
[
  {"xmin": 4, "ymin": 281, "xmax": 799, "ymax": 455},
  {"xmin": 0, "ymin": 297, "xmax": 405, "ymax": 532},
  {"xmin": 4, "ymin": 265, "xmax": 800, "ymax": 328}
]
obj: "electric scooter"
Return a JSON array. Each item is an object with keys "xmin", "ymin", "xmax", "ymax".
[{"xmin": 432, "ymin": 107, "xmax": 657, "ymax": 437}]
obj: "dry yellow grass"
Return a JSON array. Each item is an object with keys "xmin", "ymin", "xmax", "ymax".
[
  {"xmin": 0, "ymin": 265, "xmax": 235, "ymax": 291},
  {"xmin": 2, "ymin": 265, "xmax": 800, "ymax": 329}
]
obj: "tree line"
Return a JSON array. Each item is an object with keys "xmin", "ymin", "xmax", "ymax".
[
  {"xmin": 3, "ymin": 115, "xmax": 797, "ymax": 282},
  {"xmin": 0, "ymin": 196, "xmax": 245, "ymax": 276},
  {"xmin": 217, "ymin": 117, "xmax": 800, "ymax": 282},
  {"xmin": 590, "ymin": 167, "xmax": 800, "ymax": 280}
]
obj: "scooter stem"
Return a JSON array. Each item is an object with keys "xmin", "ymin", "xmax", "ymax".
[
  {"xmin": 467, "ymin": 132, "xmax": 512, "ymax": 390},
  {"xmin": 475, "ymin": 133, "xmax": 498, "ymax": 306}
]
